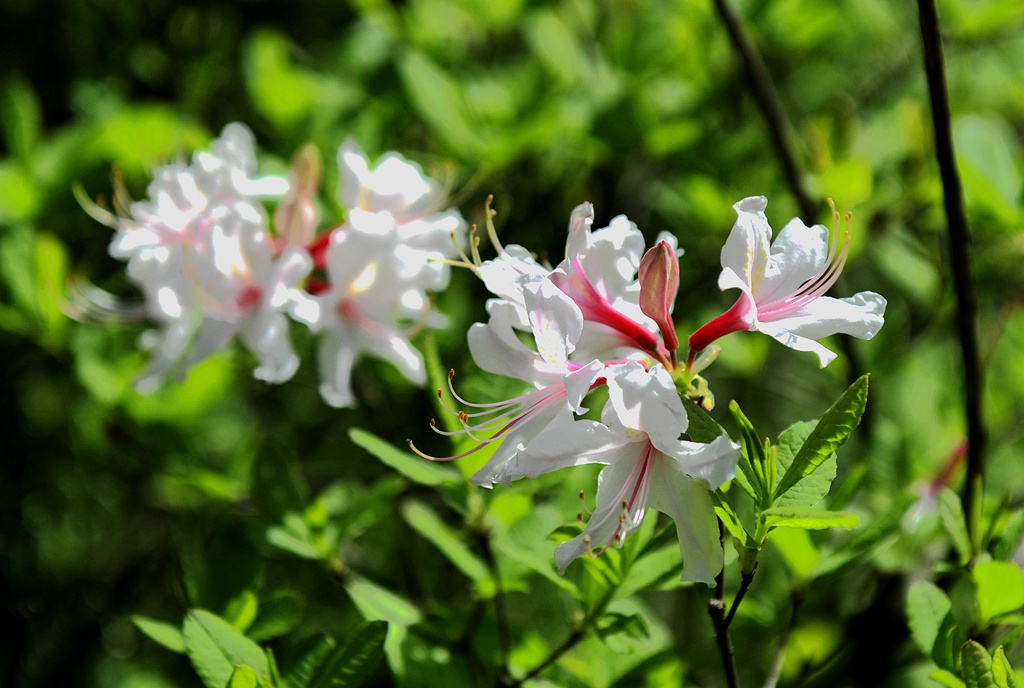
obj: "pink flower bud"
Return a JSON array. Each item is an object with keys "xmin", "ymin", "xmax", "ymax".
[{"xmin": 638, "ymin": 241, "xmax": 680, "ymax": 352}]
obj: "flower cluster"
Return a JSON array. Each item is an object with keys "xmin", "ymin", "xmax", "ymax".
[
  {"xmin": 90, "ymin": 123, "xmax": 465, "ymax": 406},
  {"xmin": 416, "ymin": 196, "xmax": 886, "ymax": 584}
]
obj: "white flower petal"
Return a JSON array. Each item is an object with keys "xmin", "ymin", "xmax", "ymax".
[{"xmin": 648, "ymin": 464, "xmax": 722, "ymax": 585}]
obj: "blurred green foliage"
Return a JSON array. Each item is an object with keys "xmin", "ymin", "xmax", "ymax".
[{"xmin": 3, "ymin": 0, "xmax": 1024, "ymax": 686}]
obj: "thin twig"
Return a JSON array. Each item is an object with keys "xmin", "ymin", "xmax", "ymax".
[
  {"xmin": 509, "ymin": 628, "xmax": 585, "ymax": 687},
  {"xmin": 916, "ymin": 0, "xmax": 987, "ymax": 548},
  {"xmin": 724, "ymin": 566, "xmax": 757, "ymax": 629},
  {"xmin": 711, "ymin": 0, "xmax": 816, "ymax": 222},
  {"xmin": 508, "ymin": 584, "xmax": 616, "ymax": 687},
  {"xmin": 708, "ymin": 520, "xmax": 742, "ymax": 688}
]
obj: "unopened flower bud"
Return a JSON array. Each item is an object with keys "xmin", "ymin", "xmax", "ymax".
[{"xmin": 638, "ymin": 240, "xmax": 680, "ymax": 351}]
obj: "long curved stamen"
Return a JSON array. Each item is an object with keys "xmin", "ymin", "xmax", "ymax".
[
  {"xmin": 758, "ymin": 204, "xmax": 852, "ymax": 319},
  {"xmin": 409, "ymin": 375, "xmax": 571, "ymax": 462}
]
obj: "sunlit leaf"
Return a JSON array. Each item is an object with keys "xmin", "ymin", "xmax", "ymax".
[
  {"xmin": 762, "ymin": 508, "xmax": 859, "ymax": 531},
  {"xmin": 349, "ymin": 428, "xmax": 460, "ymax": 487},
  {"xmin": 400, "ymin": 500, "xmax": 489, "ymax": 583},
  {"xmin": 973, "ymin": 561, "xmax": 1024, "ymax": 624},
  {"xmin": 183, "ymin": 610, "xmax": 269, "ymax": 688},
  {"xmin": 131, "ymin": 615, "xmax": 186, "ymax": 654},
  {"xmin": 774, "ymin": 375, "xmax": 868, "ymax": 500}
]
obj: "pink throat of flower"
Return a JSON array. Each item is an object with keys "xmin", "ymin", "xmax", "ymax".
[
  {"xmin": 235, "ymin": 284, "xmax": 264, "ymax": 311},
  {"xmin": 554, "ymin": 258, "xmax": 663, "ymax": 355},
  {"xmin": 687, "ymin": 294, "xmax": 755, "ymax": 353},
  {"xmin": 755, "ymin": 225, "xmax": 851, "ymax": 321},
  {"xmin": 581, "ymin": 439, "xmax": 657, "ymax": 557}
]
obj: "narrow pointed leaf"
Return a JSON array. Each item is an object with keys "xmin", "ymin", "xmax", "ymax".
[
  {"xmin": 728, "ymin": 401, "xmax": 768, "ymax": 505},
  {"xmin": 349, "ymin": 428, "xmax": 460, "ymax": 487},
  {"xmin": 762, "ymin": 508, "xmax": 859, "ymax": 531},
  {"xmin": 774, "ymin": 375, "xmax": 868, "ymax": 500},
  {"xmin": 281, "ymin": 634, "xmax": 336, "ymax": 688},
  {"xmin": 937, "ymin": 488, "xmax": 973, "ymax": 565},
  {"xmin": 308, "ymin": 621, "xmax": 387, "ymax": 688},
  {"xmin": 400, "ymin": 500, "xmax": 489, "ymax": 582},
  {"xmin": 131, "ymin": 615, "xmax": 186, "ymax": 654},
  {"xmin": 992, "ymin": 647, "xmax": 1018, "ymax": 688}
]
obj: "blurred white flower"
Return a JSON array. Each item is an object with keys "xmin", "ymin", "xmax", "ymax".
[
  {"xmin": 289, "ymin": 141, "xmax": 466, "ymax": 407},
  {"xmin": 105, "ymin": 123, "xmax": 305, "ymax": 391}
]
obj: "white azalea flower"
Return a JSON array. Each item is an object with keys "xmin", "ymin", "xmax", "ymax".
[
  {"xmin": 412, "ymin": 277, "xmax": 605, "ymax": 484},
  {"xmin": 538, "ymin": 362, "xmax": 739, "ymax": 585},
  {"xmin": 290, "ymin": 142, "xmax": 466, "ymax": 407},
  {"xmin": 106, "ymin": 123, "xmax": 305, "ymax": 391},
  {"xmin": 688, "ymin": 196, "xmax": 887, "ymax": 366},
  {"xmin": 477, "ymin": 203, "xmax": 674, "ymax": 367}
]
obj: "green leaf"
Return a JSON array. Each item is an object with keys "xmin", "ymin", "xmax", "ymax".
[
  {"xmin": 773, "ymin": 421, "xmax": 837, "ymax": 510},
  {"xmin": 774, "ymin": 375, "xmax": 868, "ymax": 500},
  {"xmin": 961, "ymin": 640, "xmax": 996, "ymax": 688},
  {"xmin": 762, "ymin": 508, "xmax": 859, "ymax": 531},
  {"xmin": 224, "ymin": 590, "xmax": 259, "ymax": 633},
  {"xmin": 183, "ymin": 610, "xmax": 269, "ymax": 688},
  {"xmin": 1, "ymin": 76, "xmax": 42, "ymax": 165},
  {"xmin": 594, "ymin": 612, "xmax": 651, "ymax": 654},
  {"xmin": 727, "ymin": 401, "xmax": 769, "ymax": 506},
  {"xmin": 345, "ymin": 575, "xmax": 421, "ymax": 627},
  {"xmin": 131, "ymin": 615, "xmax": 186, "ymax": 654},
  {"xmin": 930, "ymin": 669, "xmax": 967, "ymax": 688},
  {"xmin": 399, "ymin": 500, "xmax": 490, "ymax": 582},
  {"xmin": 973, "ymin": 561, "xmax": 1024, "ymax": 624},
  {"xmin": 248, "ymin": 589, "xmax": 305, "ymax": 643},
  {"xmin": 524, "ymin": 10, "xmax": 588, "ymax": 85},
  {"xmin": 937, "ymin": 488, "xmax": 973, "ymax": 565},
  {"xmin": 349, "ymin": 428, "xmax": 460, "ymax": 487},
  {"xmin": 308, "ymin": 621, "xmax": 387, "ymax": 688},
  {"xmin": 228, "ymin": 665, "xmax": 259, "ymax": 688},
  {"xmin": 396, "ymin": 50, "xmax": 485, "ymax": 159},
  {"xmin": 993, "ymin": 511, "xmax": 1024, "ymax": 562},
  {"xmin": 681, "ymin": 396, "xmax": 726, "ymax": 444},
  {"xmin": 280, "ymin": 634, "xmax": 336, "ymax": 688},
  {"xmin": 992, "ymin": 647, "xmax": 1019, "ymax": 688},
  {"xmin": 906, "ymin": 581, "xmax": 953, "ymax": 658},
  {"xmin": 768, "ymin": 527, "xmax": 819, "ymax": 581}
]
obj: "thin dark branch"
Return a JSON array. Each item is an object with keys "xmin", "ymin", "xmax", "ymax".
[
  {"xmin": 708, "ymin": 520, "xmax": 741, "ymax": 688},
  {"xmin": 916, "ymin": 0, "xmax": 987, "ymax": 546},
  {"xmin": 508, "ymin": 628, "xmax": 585, "ymax": 687},
  {"xmin": 724, "ymin": 566, "xmax": 756, "ymax": 629},
  {"xmin": 711, "ymin": 0, "xmax": 816, "ymax": 222}
]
